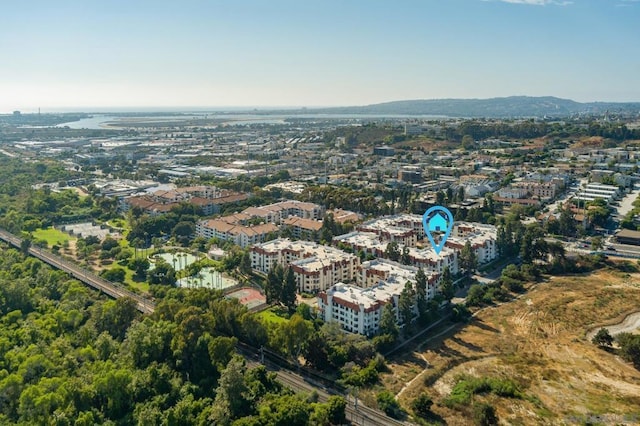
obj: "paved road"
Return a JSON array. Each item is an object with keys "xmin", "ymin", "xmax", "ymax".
[{"xmin": 614, "ymin": 187, "xmax": 640, "ymax": 219}]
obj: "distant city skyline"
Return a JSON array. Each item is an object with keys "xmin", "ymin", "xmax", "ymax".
[{"xmin": 1, "ymin": 0, "xmax": 639, "ymax": 113}]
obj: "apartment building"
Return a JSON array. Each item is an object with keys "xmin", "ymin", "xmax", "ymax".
[
  {"xmin": 357, "ymin": 214, "xmax": 423, "ymax": 247},
  {"xmin": 446, "ymin": 222, "xmax": 498, "ymax": 265},
  {"xmin": 242, "ymin": 200, "xmax": 325, "ymax": 224},
  {"xmin": 250, "ymin": 239, "xmax": 358, "ymax": 292},
  {"xmin": 281, "ymin": 217, "xmax": 323, "ymax": 239},
  {"xmin": 318, "ymin": 259, "xmax": 440, "ymax": 335},
  {"xmin": 195, "ymin": 218, "xmax": 278, "ymax": 248}
]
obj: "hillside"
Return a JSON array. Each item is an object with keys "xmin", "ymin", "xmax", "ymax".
[
  {"xmin": 305, "ymin": 96, "xmax": 640, "ymax": 118},
  {"xmin": 383, "ymin": 267, "xmax": 640, "ymax": 425}
]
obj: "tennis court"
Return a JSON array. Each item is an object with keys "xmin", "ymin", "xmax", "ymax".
[{"xmin": 226, "ymin": 287, "xmax": 266, "ymax": 310}]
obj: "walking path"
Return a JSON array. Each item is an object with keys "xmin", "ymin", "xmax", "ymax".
[
  {"xmin": 395, "ymin": 323, "xmax": 458, "ymax": 399},
  {"xmin": 586, "ymin": 311, "xmax": 640, "ymax": 341}
]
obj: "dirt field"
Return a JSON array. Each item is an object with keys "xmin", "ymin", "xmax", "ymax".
[{"xmin": 383, "ymin": 269, "xmax": 640, "ymax": 425}]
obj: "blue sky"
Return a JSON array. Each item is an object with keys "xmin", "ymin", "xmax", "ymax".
[{"xmin": 1, "ymin": 0, "xmax": 639, "ymax": 112}]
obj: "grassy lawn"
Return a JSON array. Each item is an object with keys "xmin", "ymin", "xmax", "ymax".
[
  {"xmin": 107, "ymin": 218, "xmax": 129, "ymax": 231},
  {"xmin": 33, "ymin": 227, "xmax": 75, "ymax": 247},
  {"xmin": 121, "ymin": 266, "xmax": 150, "ymax": 293},
  {"xmin": 257, "ymin": 308, "xmax": 289, "ymax": 325}
]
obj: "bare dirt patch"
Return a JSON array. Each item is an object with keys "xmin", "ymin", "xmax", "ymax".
[{"xmin": 383, "ymin": 269, "xmax": 640, "ymax": 424}]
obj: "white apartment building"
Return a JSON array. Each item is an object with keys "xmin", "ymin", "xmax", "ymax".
[
  {"xmin": 407, "ymin": 246, "xmax": 459, "ymax": 275},
  {"xmin": 334, "ymin": 231, "xmax": 460, "ymax": 275},
  {"xmin": 446, "ymin": 222, "xmax": 498, "ymax": 265},
  {"xmin": 195, "ymin": 219, "xmax": 278, "ymax": 248},
  {"xmin": 318, "ymin": 261, "xmax": 440, "ymax": 336},
  {"xmin": 357, "ymin": 214, "xmax": 423, "ymax": 247},
  {"xmin": 250, "ymin": 239, "xmax": 358, "ymax": 293},
  {"xmin": 318, "ymin": 282, "xmax": 400, "ymax": 335}
]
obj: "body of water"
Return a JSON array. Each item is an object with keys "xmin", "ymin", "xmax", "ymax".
[
  {"xmin": 54, "ymin": 112, "xmax": 447, "ymax": 129},
  {"xmin": 56, "ymin": 115, "xmax": 116, "ymax": 129}
]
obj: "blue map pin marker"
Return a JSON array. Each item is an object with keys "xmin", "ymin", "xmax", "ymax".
[{"xmin": 422, "ymin": 206, "xmax": 454, "ymax": 255}]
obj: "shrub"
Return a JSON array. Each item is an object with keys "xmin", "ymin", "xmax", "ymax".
[
  {"xmin": 376, "ymin": 391, "xmax": 404, "ymax": 419},
  {"xmin": 444, "ymin": 376, "xmax": 522, "ymax": 407},
  {"xmin": 411, "ymin": 392, "xmax": 433, "ymax": 419},
  {"xmin": 473, "ymin": 403, "xmax": 498, "ymax": 426}
]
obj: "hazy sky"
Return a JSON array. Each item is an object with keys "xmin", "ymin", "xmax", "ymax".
[{"xmin": 1, "ymin": 0, "xmax": 639, "ymax": 112}]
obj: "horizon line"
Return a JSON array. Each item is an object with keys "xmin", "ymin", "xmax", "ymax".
[{"xmin": 3, "ymin": 95, "xmax": 640, "ymax": 115}]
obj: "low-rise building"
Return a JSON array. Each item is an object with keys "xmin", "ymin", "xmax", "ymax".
[
  {"xmin": 196, "ymin": 218, "xmax": 278, "ymax": 248},
  {"xmin": 242, "ymin": 200, "xmax": 325, "ymax": 224},
  {"xmin": 281, "ymin": 217, "xmax": 323, "ymax": 239},
  {"xmin": 122, "ymin": 186, "xmax": 248, "ymax": 215}
]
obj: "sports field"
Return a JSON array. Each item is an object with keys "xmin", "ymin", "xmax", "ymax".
[{"xmin": 226, "ymin": 287, "xmax": 266, "ymax": 310}]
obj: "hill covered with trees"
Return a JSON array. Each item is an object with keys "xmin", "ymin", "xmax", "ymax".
[{"xmin": 0, "ymin": 244, "xmax": 348, "ymax": 425}]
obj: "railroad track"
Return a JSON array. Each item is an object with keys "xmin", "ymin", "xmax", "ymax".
[
  {"xmin": 2, "ymin": 228, "xmax": 411, "ymax": 425},
  {"xmin": 0, "ymin": 228, "xmax": 155, "ymax": 314}
]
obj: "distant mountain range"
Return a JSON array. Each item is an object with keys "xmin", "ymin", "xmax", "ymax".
[{"xmin": 303, "ymin": 96, "xmax": 640, "ymax": 118}]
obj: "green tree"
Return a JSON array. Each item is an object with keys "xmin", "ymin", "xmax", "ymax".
[
  {"xmin": 95, "ymin": 297, "xmax": 139, "ymax": 340},
  {"xmin": 281, "ymin": 267, "xmax": 298, "ymax": 312},
  {"xmin": 586, "ymin": 198, "xmax": 612, "ymax": 227},
  {"xmin": 239, "ymin": 251, "xmax": 252, "ymax": 274},
  {"xmin": 129, "ymin": 257, "xmax": 150, "ymax": 280},
  {"xmin": 466, "ymin": 284, "xmax": 485, "ymax": 307},
  {"xmin": 208, "ymin": 355, "xmax": 249, "ymax": 425},
  {"xmin": 398, "ymin": 282, "xmax": 415, "ymax": 328},
  {"xmin": 385, "ymin": 241, "xmax": 401, "ymax": 262},
  {"xmin": 461, "ymin": 134, "xmax": 475, "ymax": 150},
  {"xmin": 558, "ymin": 204, "xmax": 577, "ymax": 237},
  {"xmin": 415, "ymin": 268, "xmax": 428, "ymax": 317},
  {"xmin": 592, "ymin": 328, "xmax": 614, "ymax": 348},
  {"xmin": 276, "ymin": 314, "xmax": 313, "ymax": 360},
  {"xmin": 401, "ymin": 246, "xmax": 411, "ymax": 265},
  {"xmin": 265, "ymin": 264, "xmax": 284, "ymax": 305},
  {"xmin": 591, "ymin": 236, "xmax": 604, "ymax": 251},
  {"xmin": 147, "ymin": 261, "xmax": 176, "ymax": 285},
  {"xmin": 376, "ymin": 390, "xmax": 404, "ymax": 419},
  {"xmin": 473, "ymin": 402, "xmax": 498, "ymax": 426},
  {"xmin": 324, "ymin": 395, "xmax": 347, "ymax": 425},
  {"xmin": 379, "ymin": 303, "xmax": 399, "ymax": 339},
  {"xmin": 20, "ymin": 237, "xmax": 31, "ymax": 255},
  {"xmin": 411, "ymin": 392, "xmax": 433, "ymax": 419},
  {"xmin": 440, "ymin": 266, "xmax": 454, "ymax": 300},
  {"xmin": 460, "ymin": 241, "xmax": 477, "ymax": 276},
  {"xmin": 616, "ymin": 332, "xmax": 640, "ymax": 367},
  {"xmin": 100, "ymin": 267, "xmax": 126, "ymax": 283}
]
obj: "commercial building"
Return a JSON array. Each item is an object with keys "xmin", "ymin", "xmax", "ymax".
[
  {"xmin": 373, "ymin": 146, "xmax": 395, "ymax": 156},
  {"xmin": 398, "ymin": 167, "xmax": 422, "ymax": 184},
  {"xmin": 575, "ymin": 183, "xmax": 620, "ymax": 204}
]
